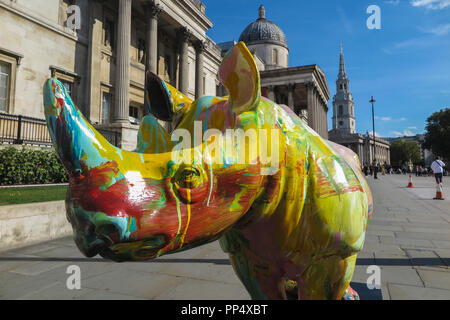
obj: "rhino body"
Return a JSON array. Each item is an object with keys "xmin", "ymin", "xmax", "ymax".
[{"xmin": 43, "ymin": 42, "xmax": 372, "ymax": 300}]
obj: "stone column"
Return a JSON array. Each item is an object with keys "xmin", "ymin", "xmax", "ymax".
[
  {"xmin": 266, "ymin": 86, "xmax": 275, "ymax": 102},
  {"xmin": 177, "ymin": 27, "xmax": 191, "ymax": 95},
  {"xmin": 114, "ymin": 0, "xmax": 132, "ymax": 123},
  {"xmin": 306, "ymin": 82, "xmax": 315, "ymax": 129},
  {"xmin": 145, "ymin": 2, "xmax": 161, "ymax": 74},
  {"xmin": 195, "ymin": 40, "xmax": 205, "ymax": 99},
  {"xmin": 314, "ymin": 89, "xmax": 320, "ymax": 134},
  {"xmin": 287, "ymin": 83, "xmax": 295, "ymax": 110}
]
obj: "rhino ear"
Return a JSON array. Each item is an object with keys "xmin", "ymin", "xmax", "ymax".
[
  {"xmin": 219, "ymin": 41, "xmax": 261, "ymax": 115},
  {"xmin": 145, "ymin": 71, "xmax": 192, "ymax": 121}
]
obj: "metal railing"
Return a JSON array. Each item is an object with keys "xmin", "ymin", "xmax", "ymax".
[{"xmin": 0, "ymin": 113, "xmax": 121, "ymax": 147}]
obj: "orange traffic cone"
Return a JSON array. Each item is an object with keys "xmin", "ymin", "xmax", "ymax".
[
  {"xmin": 434, "ymin": 183, "xmax": 445, "ymax": 200},
  {"xmin": 407, "ymin": 174, "xmax": 415, "ymax": 188}
]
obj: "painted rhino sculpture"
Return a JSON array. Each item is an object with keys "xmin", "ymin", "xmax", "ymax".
[{"xmin": 43, "ymin": 42, "xmax": 373, "ymax": 300}]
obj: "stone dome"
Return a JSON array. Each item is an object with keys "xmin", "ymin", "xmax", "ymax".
[{"xmin": 239, "ymin": 5, "xmax": 288, "ymax": 49}]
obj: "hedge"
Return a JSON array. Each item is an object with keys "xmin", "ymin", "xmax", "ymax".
[{"xmin": 0, "ymin": 147, "xmax": 68, "ymax": 185}]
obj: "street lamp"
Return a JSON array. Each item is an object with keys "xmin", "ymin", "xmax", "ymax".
[{"xmin": 370, "ymin": 96, "xmax": 376, "ymax": 164}]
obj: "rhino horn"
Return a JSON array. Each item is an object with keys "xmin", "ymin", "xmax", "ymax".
[{"xmin": 43, "ymin": 78, "xmax": 123, "ymax": 175}]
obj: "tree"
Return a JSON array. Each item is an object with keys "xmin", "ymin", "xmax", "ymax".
[
  {"xmin": 390, "ymin": 139, "xmax": 422, "ymax": 166},
  {"xmin": 423, "ymin": 108, "xmax": 450, "ymax": 161}
]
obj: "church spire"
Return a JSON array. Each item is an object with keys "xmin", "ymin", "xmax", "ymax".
[{"xmin": 339, "ymin": 44, "xmax": 347, "ymax": 79}]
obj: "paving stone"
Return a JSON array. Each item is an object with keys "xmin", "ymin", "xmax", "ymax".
[
  {"xmin": 154, "ymin": 278, "xmax": 250, "ymax": 300},
  {"xmin": 0, "ymin": 271, "xmax": 60, "ymax": 300},
  {"xmin": 402, "ymin": 227, "xmax": 450, "ymax": 235},
  {"xmin": 388, "ymin": 283, "xmax": 450, "ymax": 299},
  {"xmin": 404, "ymin": 249, "xmax": 446, "ymax": 269},
  {"xmin": 433, "ymin": 249, "xmax": 450, "ymax": 267},
  {"xmin": 9, "ymin": 260, "xmax": 69, "ymax": 276},
  {"xmin": 75, "ymin": 290, "xmax": 146, "ymax": 300},
  {"xmin": 366, "ymin": 225, "xmax": 403, "ymax": 232},
  {"xmin": 374, "ymin": 252, "xmax": 411, "ymax": 267},
  {"xmin": 81, "ymin": 269, "xmax": 185, "ymax": 299},
  {"xmin": 416, "ymin": 269, "xmax": 450, "ymax": 290},
  {"xmin": 379, "ymin": 266, "xmax": 423, "ymax": 287},
  {"xmin": 17, "ymin": 281, "xmax": 96, "ymax": 300},
  {"xmin": 432, "ymin": 240, "xmax": 450, "ymax": 249},
  {"xmin": 379, "ymin": 236, "xmax": 434, "ymax": 248},
  {"xmin": 395, "ymin": 231, "xmax": 450, "ymax": 241},
  {"xmin": 366, "ymin": 230, "xmax": 395, "ymax": 237}
]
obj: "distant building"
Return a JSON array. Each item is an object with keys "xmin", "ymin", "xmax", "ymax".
[
  {"xmin": 328, "ymin": 46, "xmax": 390, "ymax": 165},
  {"xmin": 0, "ymin": 0, "xmax": 222, "ymax": 150},
  {"xmin": 218, "ymin": 5, "xmax": 330, "ymax": 138},
  {"xmin": 385, "ymin": 134, "xmax": 434, "ymax": 166}
]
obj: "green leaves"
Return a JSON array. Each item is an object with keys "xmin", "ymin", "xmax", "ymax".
[
  {"xmin": 390, "ymin": 139, "xmax": 422, "ymax": 166},
  {"xmin": 423, "ymin": 108, "xmax": 450, "ymax": 161},
  {"xmin": 0, "ymin": 147, "xmax": 68, "ymax": 185}
]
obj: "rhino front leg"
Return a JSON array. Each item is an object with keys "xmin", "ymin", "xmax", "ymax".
[
  {"xmin": 296, "ymin": 254, "xmax": 358, "ymax": 300},
  {"xmin": 220, "ymin": 231, "xmax": 286, "ymax": 300}
]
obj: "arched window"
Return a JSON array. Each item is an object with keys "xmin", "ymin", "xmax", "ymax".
[{"xmin": 338, "ymin": 105, "xmax": 343, "ymax": 116}]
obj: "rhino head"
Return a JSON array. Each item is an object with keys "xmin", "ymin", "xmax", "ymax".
[{"xmin": 43, "ymin": 42, "xmax": 281, "ymax": 262}]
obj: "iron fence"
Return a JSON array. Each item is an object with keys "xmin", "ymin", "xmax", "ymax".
[{"xmin": 0, "ymin": 113, "xmax": 121, "ymax": 147}]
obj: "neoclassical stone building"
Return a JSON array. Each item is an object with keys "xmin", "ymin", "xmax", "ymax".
[
  {"xmin": 0, "ymin": 0, "xmax": 222, "ymax": 150},
  {"xmin": 328, "ymin": 46, "xmax": 390, "ymax": 165},
  {"xmin": 219, "ymin": 6, "xmax": 330, "ymax": 138},
  {"xmin": 0, "ymin": 1, "xmax": 331, "ymax": 149}
]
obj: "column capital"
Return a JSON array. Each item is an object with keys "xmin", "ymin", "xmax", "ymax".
[
  {"xmin": 145, "ymin": 1, "xmax": 162, "ymax": 19},
  {"xmin": 305, "ymin": 81, "xmax": 315, "ymax": 89},
  {"xmin": 177, "ymin": 27, "xmax": 192, "ymax": 43},
  {"xmin": 194, "ymin": 40, "xmax": 206, "ymax": 53},
  {"xmin": 287, "ymin": 83, "xmax": 296, "ymax": 92}
]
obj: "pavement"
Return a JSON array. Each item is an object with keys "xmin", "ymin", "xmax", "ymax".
[{"xmin": 0, "ymin": 174, "xmax": 449, "ymax": 300}]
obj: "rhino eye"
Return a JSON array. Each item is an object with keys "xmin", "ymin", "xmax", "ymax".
[{"xmin": 174, "ymin": 167, "xmax": 202, "ymax": 189}]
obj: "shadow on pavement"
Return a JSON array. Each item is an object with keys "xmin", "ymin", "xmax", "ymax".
[
  {"xmin": 350, "ymin": 282, "xmax": 382, "ymax": 300},
  {"xmin": 357, "ymin": 257, "xmax": 448, "ymax": 266},
  {"xmin": 0, "ymin": 256, "xmax": 232, "ymax": 265},
  {"xmin": 1, "ymin": 256, "xmax": 447, "ymax": 267}
]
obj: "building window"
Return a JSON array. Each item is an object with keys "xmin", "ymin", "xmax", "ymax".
[
  {"xmin": 340, "ymin": 84, "xmax": 343, "ymax": 90},
  {"xmin": 104, "ymin": 20, "xmax": 115, "ymax": 49},
  {"xmin": 339, "ymin": 121, "xmax": 343, "ymax": 127},
  {"xmin": 164, "ymin": 55, "xmax": 172, "ymax": 78},
  {"xmin": 129, "ymin": 106, "xmax": 138, "ymax": 118},
  {"xmin": 101, "ymin": 92, "xmax": 111, "ymax": 124},
  {"xmin": 50, "ymin": 66, "xmax": 80, "ymax": 106},
  {"xmin": 59, "ymin": 79, "xmax": 73, "ymax": 97},
  {"xmin": 338, "ymin": 105, "xmax": 343, "ymax": 116},
  {"xmin": 138, "ymin": 38, "xmax": 146, "ymax": 64},
  {"xmin": 272, "ymin": 48, "xmax": 278, "ymax": 65},
  {"xmin": 0, "ymin": 61, "xmax": 11, "ymax": 113},
  {"xmin": 203, "ymin": 76, "xmax": 206, "ymax": 95}
]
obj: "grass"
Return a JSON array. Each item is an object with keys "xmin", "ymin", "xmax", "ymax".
[{"xmin": 0, "ymin": 185, "xmax": 68, "ymax": 206}]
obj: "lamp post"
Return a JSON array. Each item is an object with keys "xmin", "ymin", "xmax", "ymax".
[{"xmin": 370, "ymin": 96, "xmax": 376, "ymax": 164}]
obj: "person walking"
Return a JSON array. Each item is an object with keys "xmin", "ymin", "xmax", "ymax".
[
  {"xmin": 431, "ymin": 156, "xmax": 446, "ymax": 200},
  {"xmin": 372, "ymin": 160, "xmax": 378, "ymax": 179}
]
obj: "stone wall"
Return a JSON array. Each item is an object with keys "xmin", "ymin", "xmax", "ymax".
[{"xmin": 0, "ymin": 200, "xmax": 72, "ymax": 252}]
